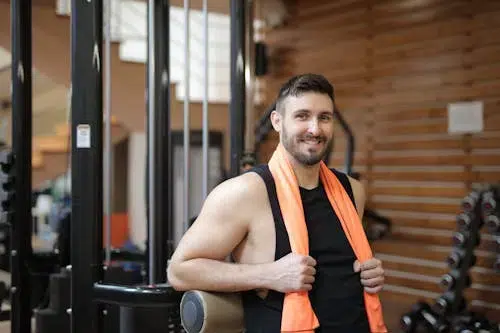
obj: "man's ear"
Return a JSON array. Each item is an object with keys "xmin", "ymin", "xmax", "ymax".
[{"xmin": 270, "ymin": 110, "xmax": 282, "ymax": 132}]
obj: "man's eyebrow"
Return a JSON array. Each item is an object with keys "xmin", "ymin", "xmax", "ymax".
[{"xmin": 320, "ymin": 110, "xmax": 334, "ymax": 115}]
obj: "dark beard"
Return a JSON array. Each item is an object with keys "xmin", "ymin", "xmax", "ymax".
[{"xmin": 282, "ymin": 130, "xmax": 333, "ymax": 166}]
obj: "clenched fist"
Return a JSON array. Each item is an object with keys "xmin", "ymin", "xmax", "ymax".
[
  {"xmin": 269, "ymin": 253, "xmax": 317, "ymax": 293},
  {"xmin": 354, "ymin": 258, "xmax": 384, "ymax": 294}
]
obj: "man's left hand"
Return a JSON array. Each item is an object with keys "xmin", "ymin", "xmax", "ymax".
[{"xmin": 353, "ymin": 258, "xmax": 384, "ymax": 294}]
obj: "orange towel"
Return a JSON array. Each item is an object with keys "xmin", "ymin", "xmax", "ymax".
[{"xmin": 268, "ymin": 143, "xmax": 387, "ymax": 333}]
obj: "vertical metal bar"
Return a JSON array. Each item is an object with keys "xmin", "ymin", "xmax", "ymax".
[
  {"xmin": 147, "ymin": 0, "xmax": 170, "ymax": 284},
  {"xmin": 10, "ymin": 1, "xmax": 33, "ymax": 332},
  {"xmin": 244, "ymin": 0, "xmax": 254, "ymax": 153},
  {"xmin": 230, "ymin": 0, "xmax": 246, "ymax": 177},
  {"xmin": 103, "ymin": 0, "xmax": 113, "ymax": 266},
  {"xmin": 183, "ymin": 0, "xmax": 191, "ymax": 231},
  {"xmin": 147, "ymin": 0, "xmax": 156, "ymax": 286},
  {"xmin": 201, "ymin": 0, "xmax": 209, "ymax": 200},
  {"xmin": 70, "ymin": 0, "xmax": 104, "ymax": 331}
]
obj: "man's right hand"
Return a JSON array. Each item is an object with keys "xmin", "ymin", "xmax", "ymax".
[{"xmin": 268, "ymin": 253, "xmax": 317, "ymax": 293}]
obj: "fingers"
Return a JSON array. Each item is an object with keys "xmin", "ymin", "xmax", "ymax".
[
  {"xmin": 361, "ymin": 276, "xmax": 384, "ymax": 288},
  {"xmin": 356, "ymin": 258, "xmax": 384, "ymax": 294},
  {"xmin": 301, "ymin": 284, "xmax": 313, "ymax": 291},
  {"xmin": 302, "ymin": 274, "xmax": 315, "ymax": 284},
  {"xmin": 364, "ymin": 285, "xmax": 383, "ymax": 294},
  {"xmin": 360, "ymin": 266, "xmax": 384, "ymax": 280},
  {"xmin": 354, "ymin": 258, "xmax": 381, "ymax": 272},
  {"xmin": 304, "ymin": 266, "xmax": 316, "ymax": 276},
  {"xmin": 302, "ymin": 255, "xmax": 317, "ymax": 267},
  {"xmin": 359, "ymin": 258, "xmax": 381, "ymax": 271}
]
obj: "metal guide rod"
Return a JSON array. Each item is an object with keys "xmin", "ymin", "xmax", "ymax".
[
  {"xmin": 202, "ymin": 0, "xmax": 209, "ymax": 199},
  {"xmin": 229, "ymin": 0, "xmax": 246, "ymax": 177},
  {"xmin": 184, "ymin": 0, "xmax": 191, "ymax": 231},
  {"xmin": 104, "ymin": 0, "xmax": 113, "ymax": 266},
  {"xmin": 146, "ymin": 0, "xmax": 170, "ymax": 285},
  {"xmin": 244, "ymin": 0, "xmax": 255, "ymax": 153},
  {"xmin": 147, "ymin": 0, "xmax": 156, "ymax": 285}
]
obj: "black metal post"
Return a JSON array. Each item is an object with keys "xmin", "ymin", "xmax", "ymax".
[
  {"xmin": 10, "ymin": 1, "xmax": 33, "ymax": 332},
  {"xmin": 70, "ymin": 0, "xmax": 104, "ymax": 332},
  {"xmin": 229, "ymin": 0, "xmax": 246, "ymax": 177},
  {"xmin": 146, "ymin": 0, "xmax": 170, "ymax": 285},
  {"xmin": 332, "ymin": 108, "xmax": 355, "ymax": 175}
]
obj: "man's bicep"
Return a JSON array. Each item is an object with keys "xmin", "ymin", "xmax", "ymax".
[{"xmin": 170, "ymin": 184, "xmax": 249, "ymax": 263}]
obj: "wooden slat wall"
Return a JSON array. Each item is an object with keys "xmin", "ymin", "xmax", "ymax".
[{"xmin": 261, "ymin": 0, "xmax": 500, "ymax": 320}]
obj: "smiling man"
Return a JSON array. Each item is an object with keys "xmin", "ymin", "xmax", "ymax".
[{"xmin": 168, "ymin": 74, "xmax": 387, "ymax": 333}]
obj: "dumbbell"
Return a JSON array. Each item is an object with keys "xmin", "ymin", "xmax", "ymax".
[
  {"xmin": 401, "ymin": 301, "xmax": 448, "ymax": 333},
  {"xmin": 453, "ymin": 230, "xmax": 480, "ymax": 247},
  {"xmin": 419, "ymin": 302, "xmax": 449, "ymax": 333},
  {"xmin": 446, "ymin": 249, "xmax": 476, "ymax": 269},
  {"xmin": 457, "ymin": 212, "xmax": 478, "ymax": 230},
  {"xmin": 433, "ymin": 291, "xmax": 467, "ymax": 316},
  {"xmin": 462, "ymin": 191, "xmax": 482, "ymax": 212},
  {"xmin": 481, "ymin": 189, "xmax": 498, "ymax": 215},
  {"xmin": 439, "ymin": 269, "xmax": 471, "ymax": 290},
  {"xmin": 485, "ymin": 214, "xmax": 499, "ymax": 234},
  {"xmin": 401, "ymin": 301, "xmax": 425, "ymax": 332}
]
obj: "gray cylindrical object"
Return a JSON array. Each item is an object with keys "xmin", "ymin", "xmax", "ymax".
[{"xmin": 180, "ymin": 291, "xmax": 244, "ymax": 333}]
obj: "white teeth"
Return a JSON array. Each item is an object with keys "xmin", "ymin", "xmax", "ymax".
[{"xmin": 300, "ymin": 139, "xmax": 322, "ymax": 145}]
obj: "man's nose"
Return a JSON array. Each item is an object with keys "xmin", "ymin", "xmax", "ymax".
[{"xmin": 308, "ymin": 119, "xmax": 320, "ymax": 135}]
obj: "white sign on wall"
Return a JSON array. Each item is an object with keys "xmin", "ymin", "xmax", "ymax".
[{"xmin": 447, "ymin": 101, "xmax": 484, "ymax": 134}]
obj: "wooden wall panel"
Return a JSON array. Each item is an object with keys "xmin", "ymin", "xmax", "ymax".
[{"xmin": 263, "ymin": 0, "xmax": 500, "ymax": 318}]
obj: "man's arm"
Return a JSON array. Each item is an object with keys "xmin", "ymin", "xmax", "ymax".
[
  {"xmin": 167, "ymin": 173, "xmax": 274, "ymax": 292},
  {"xmin": 348, "ymin": 176, "xmax": 385, "ymax": 294},
  {"xmin": 347, "ymin": 176, "xmax": 366, "ymax": 219}
]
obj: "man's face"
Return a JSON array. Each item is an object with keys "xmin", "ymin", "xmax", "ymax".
[{"xmin": 272, "ymin": 92, "xmax": 335, "ymax": 166}]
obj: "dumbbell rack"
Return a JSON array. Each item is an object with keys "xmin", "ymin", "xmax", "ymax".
[
  {"xmin": 483, "ymin": 187, "xmax": 500, "ymax": 274},
  {"xmin": 401, "ymin": 186, "xmax": 500, "ymax": 333}
]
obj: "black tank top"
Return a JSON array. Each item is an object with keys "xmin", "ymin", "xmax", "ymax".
[{"xmin": 242, "ymin": 165, "xmax": 370, "ymax": 333}]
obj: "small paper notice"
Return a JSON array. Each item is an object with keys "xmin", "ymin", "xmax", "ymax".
[
  {"xmin": 76, "ymin": 124, "xmax": 91, "ymax": 148},
  {"xmin": 447, "ymin": 101, "xmax": 484, "ymax": 134}
]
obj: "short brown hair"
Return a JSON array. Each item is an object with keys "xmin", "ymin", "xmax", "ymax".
[{"xmin": 275, "ymin": 74, "xmax": 335, "ymax": 113}]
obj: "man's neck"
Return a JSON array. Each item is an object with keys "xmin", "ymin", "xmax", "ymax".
[{"xmin": 285, "ymin": 150, "xmax": 321, "ymax": 190}]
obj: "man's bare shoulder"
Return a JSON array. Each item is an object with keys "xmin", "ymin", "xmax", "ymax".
[{"xmin": 207, "ymin": 171, "xmax": 267, "ymax": 210}]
